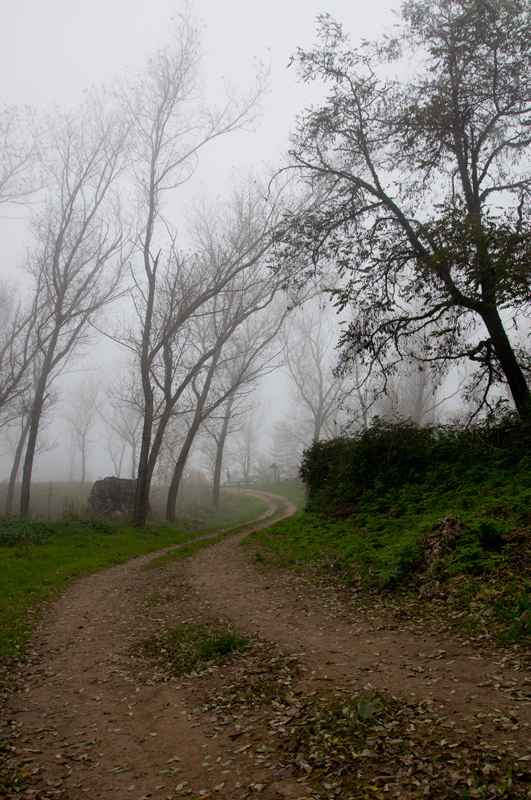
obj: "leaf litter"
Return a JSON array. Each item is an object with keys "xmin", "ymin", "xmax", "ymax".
[{"xmin": 2, "ymin": 490, "xmax": 531, "ymax": 800}]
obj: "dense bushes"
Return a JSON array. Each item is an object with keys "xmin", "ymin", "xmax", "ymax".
[{"xmin": 300, "ymin": 413, "xmax": 531, "ymax": 513}]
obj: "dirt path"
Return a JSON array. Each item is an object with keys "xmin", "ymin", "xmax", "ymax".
[{"xmin": 2, "ymin": 490, "xmax": 531, "ymax": 800}]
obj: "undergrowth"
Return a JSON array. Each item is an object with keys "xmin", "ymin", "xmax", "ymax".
[{"xmin": 248, "ymin": 412, "xmax": 531, "ymax": 647}]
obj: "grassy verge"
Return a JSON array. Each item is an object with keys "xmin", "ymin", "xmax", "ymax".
[
  {"xmin": 0, "ymin": 492, "xmax": 267, "ymax": 665},
  {"xmin": 247, "ymin": 421, "xmax": 531, "ymax": 648},
  {"xmin": 236, "ymin": 481, "xmax": 306, "ymax": 509}
]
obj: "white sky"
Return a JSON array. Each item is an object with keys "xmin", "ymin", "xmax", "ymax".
[
  {"xmin": 0, "ymin": 0, "xmax": 399, "ymax": 484},
  {"xmin": 1, "ymin": 0, "xmax": 398, "ymax": 170}
]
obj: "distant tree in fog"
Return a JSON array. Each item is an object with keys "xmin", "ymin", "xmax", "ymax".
[
  {"xmin": 4, "ymin": 364, "xmax": 57, "ymax": 515},
  {"xmin": 232, "ymin": 406, "xmax": 263, "ymax": 484},
  {"xmin": 0, "ymin": 284, "xmax": 41, "ymax": 428},
  {"xmin": 270, "ymin": 422, "xmax": 302, "ymax": 481},
  {"xmin": 102, "ymin": 371, "xmax": 144, "ymax": 480},
  {"xmin": 0, "ymin": 105, "xmax": 40, "ymax": 205},
  {"xmin": 342, "ymin": 321, "xmax": 457, "ymax": 429},
  {"xmin": 164, "ymin": 280, "xmax": 286, "ymax": 521},
  {"xmin": 282, "ymin": 300, "xmax": 344, "ymax": 444},
  {"xmin": 194, "ymin": 304, "xmax": 285, "ymax": 509},
  {"xmin": 64, "ymin": 378, "xmax": 100, "ymax": 485}
]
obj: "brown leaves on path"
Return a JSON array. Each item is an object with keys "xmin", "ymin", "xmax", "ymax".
[{"xmin": 2, "ymin": 490, "xmax": 531, "ymax": 800}]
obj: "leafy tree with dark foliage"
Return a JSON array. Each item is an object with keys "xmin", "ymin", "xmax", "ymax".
[{"xmin": 287, "ymin": 0, "xmax": 531, "ymax": 417}]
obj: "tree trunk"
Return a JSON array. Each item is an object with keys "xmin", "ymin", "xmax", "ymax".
[
  {"xmin": 166, "ymin": 422, "xmax": 201, "ymax": 523},
  {"xmin": 212, "ymin": 400, "xmax": 233, "ymax": 509},
  {"xmin": 20, "ymin": 391, "xmax": 45, "ymax": 518},
  {"xmin": 132, "ymin": 391, "xmax": 154, "ymax": 527},
  {"xmin": 480, "ymin": 305, "xmax": 531, "ymax": 417},
  {"xmin": 131, "ymin": 439, "xmax": 137, "ymax": 480},
  {"xmin": 413, "ymin": 371, "xmax": 427, "ymax": 426},
  {"xmin": 6, "ymin": 416, "xmax": 30, "ymax": 515},
  {"xmin": 80, "ymin": 432, "xmax": 87, "ymax": 486}
]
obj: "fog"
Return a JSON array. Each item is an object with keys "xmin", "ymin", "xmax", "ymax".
[
  {"xmin": 0, "ymin": 0, "xmax": 400, "ymax": 492},
  {"xmin": 1, "ymin": 0, "xmax": 511, "ymax": 518}
]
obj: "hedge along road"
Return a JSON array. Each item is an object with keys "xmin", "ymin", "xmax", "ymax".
[{"xmin": 2, "ymin": 489, "xmax": 531, "ymax": 800}]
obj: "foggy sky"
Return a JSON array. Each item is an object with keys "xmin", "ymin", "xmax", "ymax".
[{"xmin": 0, "ymin": 0, "xmax": 398, "ymax": 484}]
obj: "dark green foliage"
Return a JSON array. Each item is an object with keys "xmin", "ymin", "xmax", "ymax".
[
  {"xmin": 300, "ymin": 413, "xmax": 531, "ymax": 512},
  {"xmin": 301, "ymin": 418, "xmax": 436, "ymax": 510},
  {"xmin": 0, "ymin": 515, "xmax": 116, "ymax": 546}
]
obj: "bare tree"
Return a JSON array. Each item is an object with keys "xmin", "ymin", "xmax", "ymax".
[
  {"xmin": 202, "ymin": 394, "xmax": 237, "ymax": 507},
  {"xmin": 19, "ymin": 94, "xmax": 129, "ymax": 516},
  {"xmin": 164, "ymin": 277, "xmax": 286, "ymax": 521},
  {"xmin": 3, "ymin": 353, "xmax": 58, "ymax": 514},
  {"xmin": 0, "ymin": 282, "xmax": 48, "ymax": 428},
  {"xmin": 232, "ymin": 406, "xmax": 264, "ymax": 483},
  {"xmin": 270, "ymin": 422, "xmax": 302, "ymax": 481},
  {"xmin": 0, "ymin": 104, "xmax": 40, "ymax": 206},
  {"xmin": 283, "ymin": 300, "xmax": 345, "ymax": 444},
  {"xmin": 4, "ymin": 414, "xmax": 30, "ymax": 515},
  {"xmin": 129, "ymin": 178, "xmax": 286, "ymax": 525},
  {"xmin": 168, "ymin": 294, "xmax": 286, "ymax": 515},
  {"xmin": 101, "ymin": 369, "xmax": 144, "ymax": 479},
  {"xmin": 64, "ymin": 378, "xmax": 100, "ymax": 485},
  {"xmin": 123, "ymin": 13, "xmax": 275, "ymax": 526}
]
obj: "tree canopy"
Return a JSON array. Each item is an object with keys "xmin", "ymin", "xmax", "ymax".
[{"xmin": 286, "ymin": 0, "xmax": 531, "ymax": 417}]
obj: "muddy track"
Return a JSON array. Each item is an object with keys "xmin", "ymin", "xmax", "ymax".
[{"xmin": 2, "ymin": 489, "xmax": 531, "ymax": 800}]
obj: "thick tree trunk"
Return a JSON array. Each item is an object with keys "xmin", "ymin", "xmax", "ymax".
[
  {"xmin": 166, "ymin": 422, "xmax": 200, "ymax": 523},
  {"xmin": 20, "ymin": 392, "xmax": 45, "ymax": 518},
  {"xmin": 6, "ymin": 416, "xmax": 30, "ymax": 515},
  {"xmin": 480, "ymin": 305, "xmax": 531, "ymax": 417}
]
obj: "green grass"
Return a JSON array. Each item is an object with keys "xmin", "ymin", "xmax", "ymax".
[
  {"xmin": 238, "ymin": 481, "xmax": 306, "ymax": 510},
  {"xmin": 145, "ymin": 531, "xmax": 228, "ymax": 569},
  {"xmin": 0, "ymin": 480, "xmax": 271, "ymax": 522},
  {"xmin": 248, "ymin": 422, "xmax": 531, "ymax": 647},
  {"xmin": 0, "ymin": 491, "xmax": 268, "ymax": 664},
  {"xmin": 139, "ymin": 622, "xmax": 250, "ymax": 675}
]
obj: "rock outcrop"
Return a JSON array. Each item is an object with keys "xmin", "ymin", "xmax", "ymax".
[
  {"xmin": 421, "ymin": 515, "xmax": 465, "ymax": 571},
  {"xmin": 87, "ymin": 477, "xmax": 136, "ymax": 521}
]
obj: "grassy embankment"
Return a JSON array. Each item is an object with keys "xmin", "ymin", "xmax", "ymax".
[
  {"xmin": 247, "ymin": 414, "xmax": 531, "ymax": 648},
  {"xmin": 0, "ymin": 487, "xmax": 269, "ymax": 665}
]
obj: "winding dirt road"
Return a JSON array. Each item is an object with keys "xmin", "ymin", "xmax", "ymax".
[{"xmin": 2, "ymin": 490, "xmax": 531, "ymax": 800}]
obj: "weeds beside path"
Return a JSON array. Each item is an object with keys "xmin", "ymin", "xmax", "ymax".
[{"xmin": 2, "ymin": 489, "xmax": 531, "ymax": 800}]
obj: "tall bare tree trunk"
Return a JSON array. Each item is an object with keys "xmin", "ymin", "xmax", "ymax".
[
  {"xmin": 212, "ymin": 398, "xmax": 234, "ymax": 509},
  {"xmin": 6, "ymin": 415, "xmax": 30, "ymax": 515},
  {"xmin": 166, "ymin": 425, "xmax": 199, "ymax": 523}
]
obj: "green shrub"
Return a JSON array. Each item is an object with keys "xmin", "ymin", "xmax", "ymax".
[
  {"xmin": 0, "ymin": 515, "xmax": 117, "ymax": 547},
  {"xmin": 300, "ymin": 413, "xmax": 531, "ymax": 513}
]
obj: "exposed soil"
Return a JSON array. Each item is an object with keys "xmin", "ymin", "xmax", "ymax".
[{"xmin": 2, "ymin": 489, "xmax": 531, "ymax": 800}]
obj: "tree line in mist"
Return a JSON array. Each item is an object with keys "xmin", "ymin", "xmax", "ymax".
[{"xmin": 2, "ymin": 0, "xmax": 531, "ymax": 523}]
